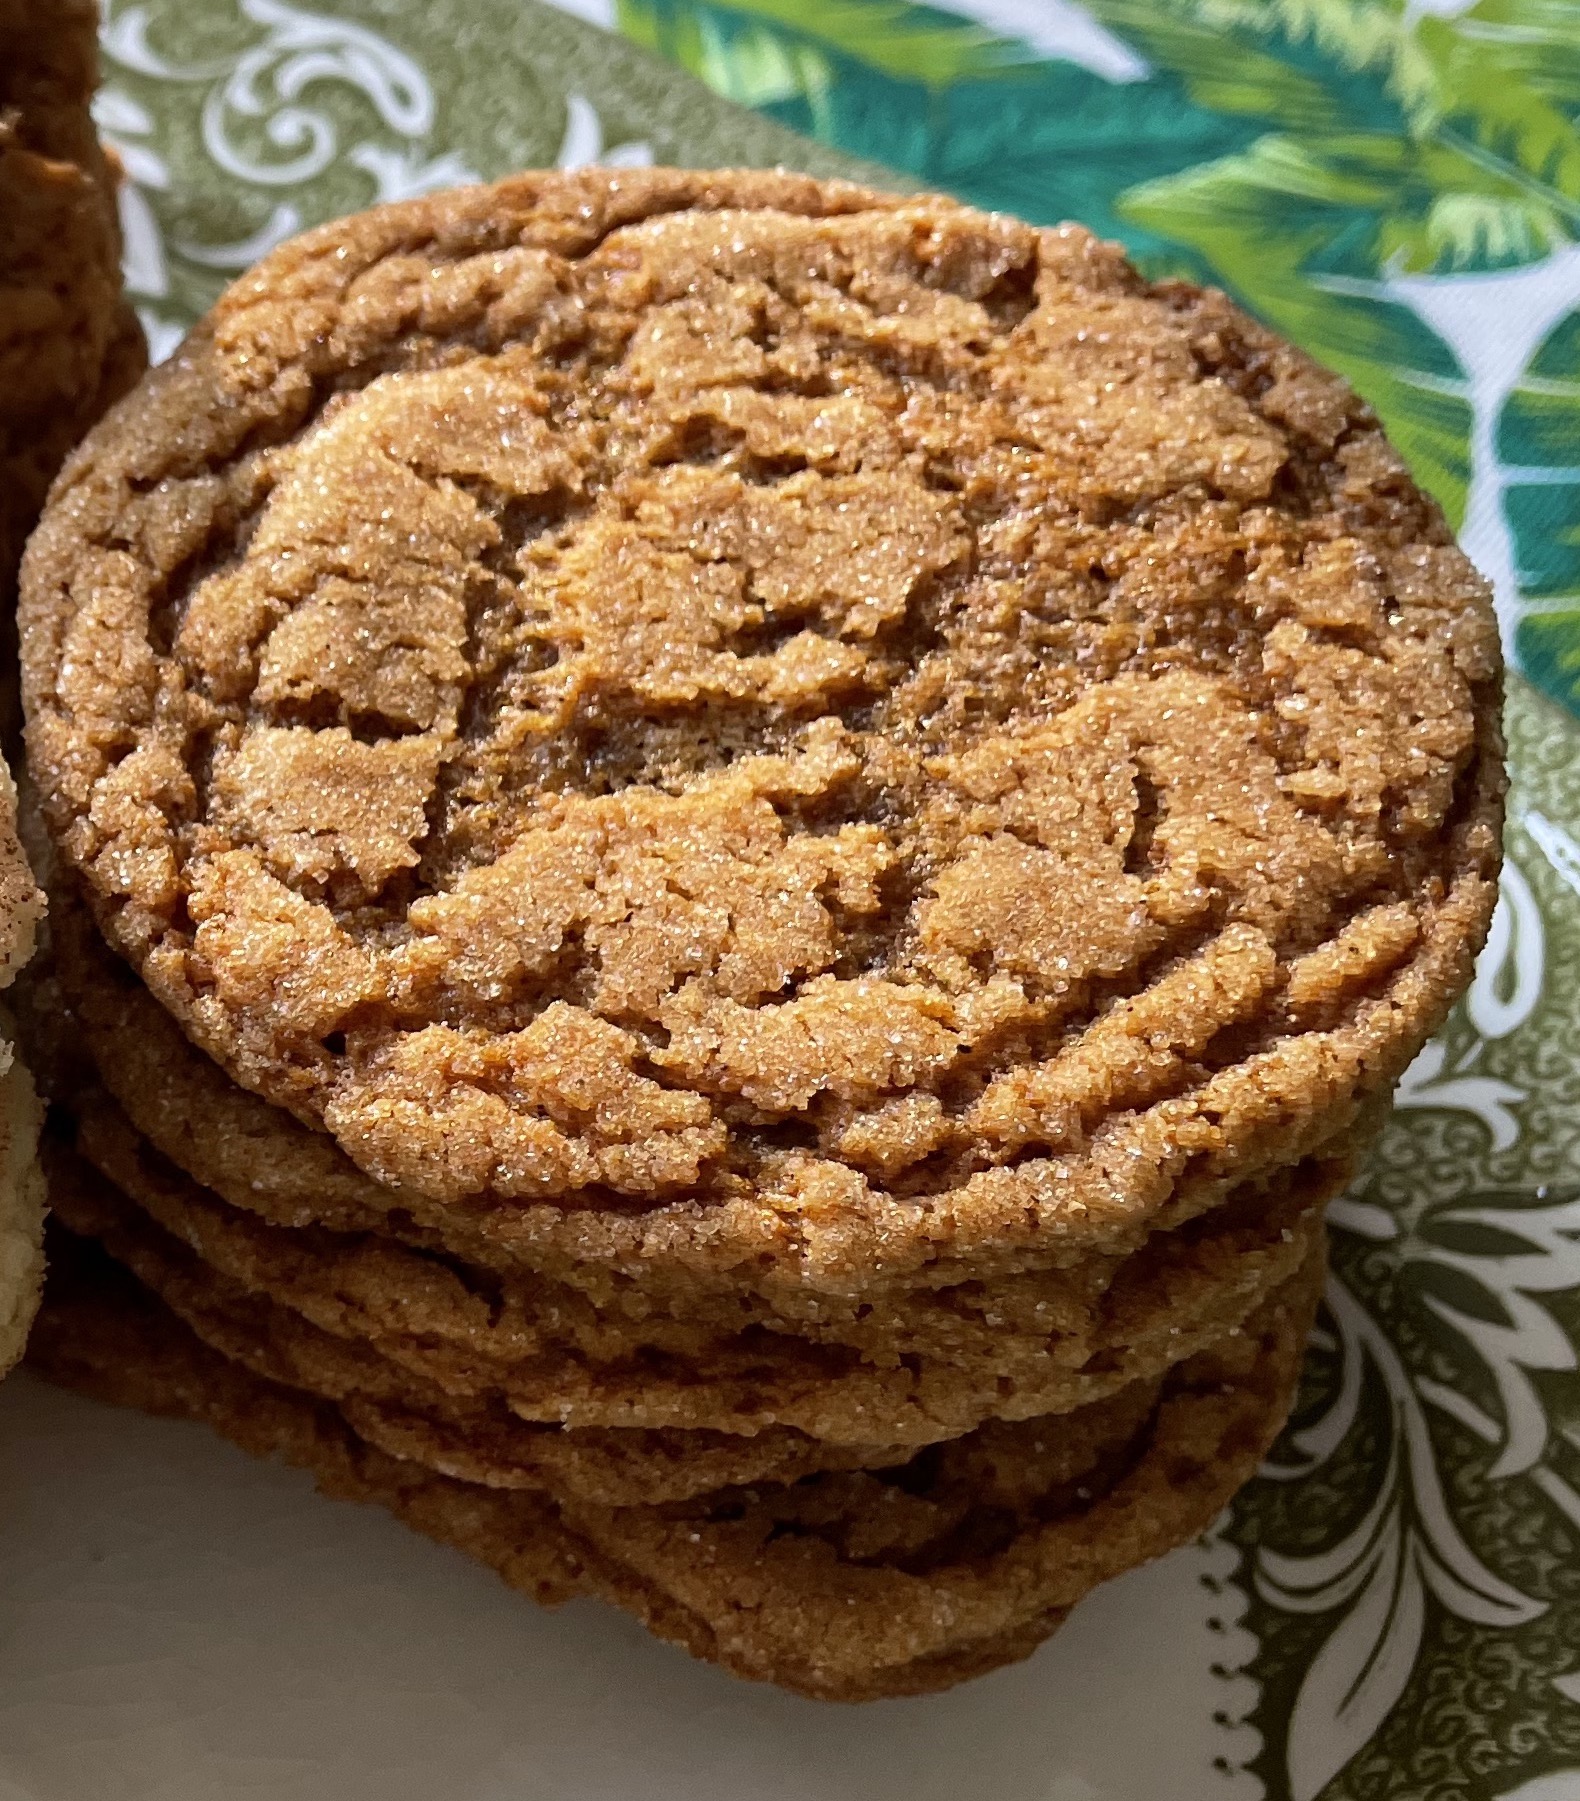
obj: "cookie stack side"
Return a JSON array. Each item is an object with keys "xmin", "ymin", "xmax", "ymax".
[
  {"xmin": 17, "ymin": 168, "xmax": 1504, "ymax": 1694},
  {"xmin": 0, "ymin": 758, "xmax": 42, "ymax": 1375},
  {"xmin": 0, "ymin": 0, "xmax": 143, "ymax": 1376},
  {"xmin": 32, "ymin": 1205, "xmax": 1325, "ymax": 1700}
]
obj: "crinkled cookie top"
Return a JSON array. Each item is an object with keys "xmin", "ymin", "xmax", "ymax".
[{"xmin": 21, "ymin": 167, "xmax": 1503, "ymax": 1247}]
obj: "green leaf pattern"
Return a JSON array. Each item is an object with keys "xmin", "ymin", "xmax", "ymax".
[{"xmin": 1221, "ymin": 679, "xmax": 1580, "ymax": 1800}]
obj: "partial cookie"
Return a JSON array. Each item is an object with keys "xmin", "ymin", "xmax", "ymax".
[
  {"xmin": 0, "ymin": 0, "xmax": 144, "ymax": 622},
  {"xmin": 21, "ymin": 170, "xmax": 1501, "ymax": 1301},
  {"xmin": 43, "ymin": 1131, "xmax": 915, "ymax": 1504},
  {"xmin": 0, "ymin": 0, "xmax": 141, "ymax": 1375},
  {"xmin": 0, "ymin": 762, "xmax": 40, "ymax": 992},
  {"xmin": 55, "ymin": 1084, "xmax": 1341, "ymax": 1442},
  {"xmin": 0, "ymin": 757, "xmax": 43, "ymax": 1376},
  {"xmin": 29, "ymin": 1225, "xmax": 1321, "ymax": 1699}
]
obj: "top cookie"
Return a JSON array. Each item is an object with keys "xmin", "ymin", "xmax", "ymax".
[{"xmin": 21, "ymin": 168, "xmax": 1503, "ymax": 1273}]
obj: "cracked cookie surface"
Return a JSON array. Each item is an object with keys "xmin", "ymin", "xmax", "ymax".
[{"xmin": 21, "ymin": 168, "xmax": 1503, "ymax": 1273}]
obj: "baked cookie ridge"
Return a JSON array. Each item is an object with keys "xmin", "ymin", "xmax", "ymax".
[{"xmin": 29, "ymin": 1219, "xmax": 1322, "ymax": 1699}]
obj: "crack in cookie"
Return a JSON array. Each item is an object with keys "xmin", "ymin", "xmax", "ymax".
[{"xmin": 20, "ymin": 169, "xmax": 1504, "ymax": 1259}]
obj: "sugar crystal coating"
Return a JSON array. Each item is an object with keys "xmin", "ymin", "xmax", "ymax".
[{"xmin": 20, "ymin": 168, "xmax": 1504, "ymax": 1270}]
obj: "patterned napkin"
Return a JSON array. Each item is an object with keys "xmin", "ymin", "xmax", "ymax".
[{"xmin": 91, "ymin": 3, "xmax": 1580, "ymax": 1796}]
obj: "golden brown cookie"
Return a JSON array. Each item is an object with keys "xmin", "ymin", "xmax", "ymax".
[
  {"xmin": 20, "ymin": 169, "xmax": 1501, "ymax": 1304},
  {"xmin": 41, "ymin": 1134, "xmax": 913, "ymax": 1503},
  {"xmin": 48, "ymin": 1093, "xmax": 1337, "ymax": 1467},
  {"xmin": 30, "ymin": 1222, "xmax": 1321, "ymax": 1699},
  {"xmin": 39, "ymin": 860, "xmax": 1358, "ymax": 1346}
]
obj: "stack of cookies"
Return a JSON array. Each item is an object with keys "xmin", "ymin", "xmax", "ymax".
[
  {"xmin": 0, "ymin": 0, "xmax": 142, "ymax": 1380},
  {"xmin": 18, "ymin": 169, "xmax": 1504, "ymax": 1698}
]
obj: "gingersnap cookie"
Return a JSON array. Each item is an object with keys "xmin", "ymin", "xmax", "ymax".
[
  {"xmin": 30, "ymin": 1221, "xmax": 1321, "ymax": 1699},
  {"xmin": 22, "ymin": 168, "xmax": 1502, "ymax": 1299},
  {"xmin": 0, "ymin": 0, "xmax": 145, "ymax": 630},
  {"xmin": 57, "ymin": 1076, "xmax": 1340, "ymax": 1443},
  {"xmin": 34, "ymin": 853, "xmax": 1365, "ymax": 1379}
]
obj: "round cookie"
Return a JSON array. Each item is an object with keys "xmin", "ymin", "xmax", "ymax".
[
  {"xmin": 42, "ymin": 865, "xmax": 1370, "ymax": 1342},
  {"xmin": 56, "ymin": 1080, "xmax": 1337, "ymax": 1442},
  {"xmin": 22, "ymin": 168, "xmax": 1503, "ymax": 1293}
]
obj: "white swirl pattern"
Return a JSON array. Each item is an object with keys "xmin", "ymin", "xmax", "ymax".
[{"xmin": 95, "ymin": 0, "xmax": 652, "ymax": 360}]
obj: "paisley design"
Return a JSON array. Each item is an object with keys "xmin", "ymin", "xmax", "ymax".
[{"xmin": 96, "ymin": 0, "xmax": 483, "ymax": 355}]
